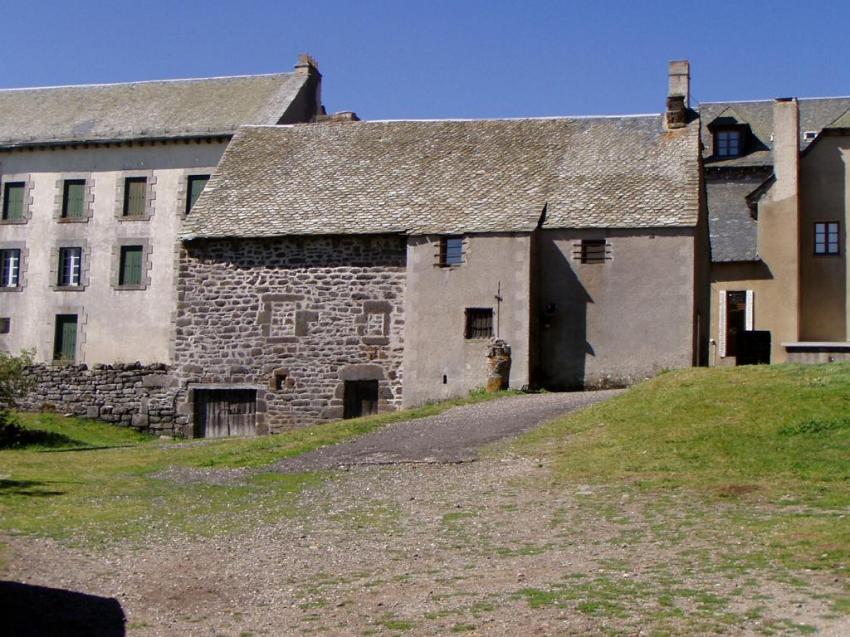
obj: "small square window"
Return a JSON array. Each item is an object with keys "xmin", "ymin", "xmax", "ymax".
[
  {"xmin": 62, "ymin": 179, "xmax": 87, "ymax": 219},
  {"xmin": 58, "ymin": 247, "xmax": 83, "ymax": 287},
  {"xmin": 814, "ymin": 222, "xmax": 840, "ymax": 255},
  {"xmin": 2, "ymin": 182, "xmax": 25, "ymax": 220},
  {"xmin": 0, "ymin": 318, "xmax": 9, "ymax": 334},
  {"xmin": 439, "ymin": 236, "xmax": 464, "ymax": 266},
  {"xmin": 123, "ymin": 177, "xmax": 147, "ymax": 217},
  {"xmin": 464, "ymin": 308, "xmax": 493, "ymax": 339},
  {"xmin": 716, "ymin": 129, "xmax": 741, "ymax": 157},
  {"xmin": 119, "ymin": 245, "xmax": 144, "ymax": 286},
  {"xmin": 186, "ymin": 174, "xmax": 210, "ymax": 214},
  {"xmin": 579, "ymin": 239, "xmax": 608, "ymax": 264},
  {"xmin": 1, "ymin": 249, "xmax": 21, "ymax": 287}
]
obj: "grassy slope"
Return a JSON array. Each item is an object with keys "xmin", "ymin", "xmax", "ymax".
[
  {"xmin": 0, "ymin": 389, "xmax": 518, "ymax": 545},
  {"xmin": 512, "ymin": 362, "xmax": 850, "ymax": 572}
]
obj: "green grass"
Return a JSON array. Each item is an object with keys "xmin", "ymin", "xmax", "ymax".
[
  {"xmin": 0, "ymin": 389, "xmax": 518, "ymax": 545},
  {"xmin": 512, "ymin": 362, "xmax": 850, "ymax": 574}
]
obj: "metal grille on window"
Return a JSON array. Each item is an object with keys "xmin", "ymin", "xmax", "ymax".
[
  {"xmin": 576, "ymin": 239, "xmax": 609, "ymax": 264},
  {"xmin": 62, "ymin": 180, "xmax": 86, "ymax": 218},
  {"xmin": 465, "ymin": 308, "xmax": 493, "ymax": 339},
  {"xmin": 440, "ymin": 236, "xmax": 464, "ymax": 266},
  {"xmin": 1, "ymin": 249, "xmax": 20, "ymax": 287},
  {"xmin": 59, "ymin": 247, "xmax": 82, "ymax": 286}
]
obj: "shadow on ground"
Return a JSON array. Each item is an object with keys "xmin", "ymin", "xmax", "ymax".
[{"xmin": 0, "ymin": 580, "xmax": 126, "ymax": 636}]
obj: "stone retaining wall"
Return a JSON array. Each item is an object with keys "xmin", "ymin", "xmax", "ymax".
[{"xmin": 21, "ymin": 363, "xmax": 178, "ymax": 433}]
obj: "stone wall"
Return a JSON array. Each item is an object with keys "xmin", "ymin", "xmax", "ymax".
[
  {"xmin": 174, "ymin": 235, "xmax": 406, "ymax": 433},
  {"xmin": 20, "ymin": 362, "xmax": 178, "ymax": 432}
]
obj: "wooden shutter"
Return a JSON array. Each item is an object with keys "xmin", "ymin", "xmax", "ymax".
[
  {"xmin": 4, "ymin": 183, "xmax": 24, "ymax": 220},
  {"xmin": 64, "ymin": 180, "xmax": 86, "ymax": 218},
  {"xmin": 120, "ymin": 246, "xmax": 143, "ymax": 285},
  {"xmin": 54, "ymin": 315, "xmax": 78, "ymax": 361},
  {"xmin": 745, "ymin": 290, "xmax": 754, "ymax": 331},
  {"xmin": 718, "ymin": 290, "xmax": 726, "ymax": 358},
  {"xmin": 124, "ymin": 178, "xmax": 146, "ymax": 216}
]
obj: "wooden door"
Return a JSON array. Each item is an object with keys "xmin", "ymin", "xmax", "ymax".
[
  {"xmin": 53, "ymin": 315, "xmax": 78, "ymax": 361},
  {"xmin": 194, "ymin": 389, "xmax": 257, "ymax": 438}
]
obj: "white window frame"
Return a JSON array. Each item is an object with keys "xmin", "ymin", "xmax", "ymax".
[
  {"xmin": 59, "ymin": 247, "xmax": 83, "ymax": 287},
  {"xmin": 1, "ymin": 249, "xmax": 20, "ymax": 287}
]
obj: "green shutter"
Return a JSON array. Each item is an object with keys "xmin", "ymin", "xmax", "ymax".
[
  {"xmin": 120, "ymin": 246, "xmax": 143, "ymax": 286},
  {"xmin": 54, "ymin": 315, "xmax": 78, "ymax": 361},
  {"xmin": 124, "ymin": 178, "xmax": 146, "ymax": 216},
  {"xmin": 63, "ymin": 180, "xmax": 86, "ymax": 218},
  {"xmin": 3, "ymin": 183, "xmax": 24, "ymax": 220},
  {"xmin": 187, "ymin": 175, "xmax": 209, "ymax": 213}
]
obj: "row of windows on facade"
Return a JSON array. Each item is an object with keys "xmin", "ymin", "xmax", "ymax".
[
  {"xmin": 438, "ymin": 236, "xmax": 611, "ymax": 266},
  {"xmin": 0, "ymin": 245, "xmax": 145, "ymax": 288},
  {"xmin": 0, "ymin": 174, "xmax": 209, "ymax": 221}
]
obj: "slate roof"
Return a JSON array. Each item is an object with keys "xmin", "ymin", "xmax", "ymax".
[
  {"xmin": 182, "ymin": 115, "xmax": 700, "ymax": 239},
  {"xmin": 0, "ymin": 72, "xmax": 310, "ymax": 148},
  {"xmin": 707, "ymin": 178, "xmax": 762, "ymax": 262},
  {"xmin": 700, "ymin": 97, "xmax": 850, "ymax": 167}
]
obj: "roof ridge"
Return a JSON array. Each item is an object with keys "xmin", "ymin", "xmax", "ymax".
[
  {"xmin": 701, "ymin": 95, "xmax": 850, "ymax": 106},
  {"xmin": 0, "ymin": 71, "xmax": 294, "ymax": 93}
]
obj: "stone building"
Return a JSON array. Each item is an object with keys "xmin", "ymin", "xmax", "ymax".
[
  {"xmin": 0, "ymin": 56, "xmax": 323, "ymax": 428},
  {"xmin": 174, "ymin": 62, "xmax": 707, "ymax": 435},
  {"xmin": 701, "ymin": 95, "xmax": 850, "ymax": 364}
]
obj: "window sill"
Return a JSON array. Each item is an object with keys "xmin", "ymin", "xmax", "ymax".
[
  {"xmin": 0, "ymin": 286, "xmax": 23, "ymax": 293},
  {"xmin": 117, "ymin": 214, "xmax": 152, "ymax": 222},
  {"xmin": 0, "ymin": 218, "xmax": 28, "ymax": 225},
  {"xmin": 52, "ymin": 285, "xmax": 86, "ymax": 292},
  {"xmin": 57, "ymin": 217, "xmax": 90, "ymax": 224},
  {"xmin": 113, "ymin": 284, "xmax": 148, "ymax": 291},
  {"xmin": 435, "ymin": 263, "xmax": 464, "ymax": 268}
]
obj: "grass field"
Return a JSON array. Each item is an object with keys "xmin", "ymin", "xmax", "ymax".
[{"xmin": 0, "ymin": 388, "xmax": 519, "ymax": 545}]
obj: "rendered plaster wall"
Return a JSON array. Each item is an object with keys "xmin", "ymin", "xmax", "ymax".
[
  {"xmin": 402, "ymin": 233, "xmax": 532, "ymax": 407},
  {"xmin": 799, "ymin": 135, "xmax": 848, "ymax": 341},
  {"xmin": 0, "ymin": 141, "xmax": 226, "ymax": 364},
  {"xmin": 536, "ymin": 228, "xmax": 696, "ymax": 388},
  {"xmin": 174, "ymin": 236, "xmax": 406, "ymax": 433}
]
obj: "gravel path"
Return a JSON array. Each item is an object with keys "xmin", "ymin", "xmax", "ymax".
[{"xmin": 274, "ymin": 390, "xmax": 622, "ymax": 472}]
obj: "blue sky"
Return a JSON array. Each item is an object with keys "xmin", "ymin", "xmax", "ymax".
[{"xmin": 3, "ymin": 1, "xmax": 850, "ymax": 119}]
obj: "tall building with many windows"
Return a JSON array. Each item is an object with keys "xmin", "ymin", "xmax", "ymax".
[{"xmin": 0, "ymin": 55, "xmax": 322, "ymax": 364}]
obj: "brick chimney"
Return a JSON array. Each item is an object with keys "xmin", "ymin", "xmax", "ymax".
[
  {"xmin": 294, "ymin": 53, "xmax": 320, "ymax": 77},
  {"xmin": 666, "ymin": 60, "xmax": 690, "ymax": 129}
]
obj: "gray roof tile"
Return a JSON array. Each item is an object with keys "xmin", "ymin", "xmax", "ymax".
[
  {"xmin": 707, "ymin": 178, "xmax": 763, "ymax": 262},
  {"xmin": 0, "ymin": 72, "xmax": 309, "ymax": 147},
  {"xmin": 182, "ymin": 116, "xmax": 699, "ymax": 239}
]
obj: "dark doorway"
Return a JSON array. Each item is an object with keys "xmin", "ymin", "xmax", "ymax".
[
  {"xmin": 737, "ymin": 330, "xmax": 771, "ymax": 365},
  {"xmin": 193, "ymin": 389, "xmax": 257, "ymax": 438},
  {"xmin": 725, "ymin": 291, "xmax": 747, "ymax": 357},
  {"xmin": 343, "ymin": 380, "xmax": 378, "ymax": 419},
  {"xmin": 53, "ymin": 314, "xmax": 78, "ymax": 362}
]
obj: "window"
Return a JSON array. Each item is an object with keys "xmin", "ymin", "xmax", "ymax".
[
  {"xmin": 1, "ymin": 249, "xmax": 21, "ymax": 287},
  {"xmin": 61, "ymin": 179, "xmax": 86, "ymax": 219},
  {"xmin": 2, "ymin": 182, "xmax": 25, "ymax": 220},
  {"xmin": 123, "ymin": 177, "xmax": 147, "ymax": 217},
  {"xmin": 716, "ymin": 129, "xmax": 741, "ymax": 157},
  {"xmin": 0, "ymin": 318, "xmax": 9, "ymax": 334},
  {"xmin": 58, "ymin": 247, "xmax": 82, "ymax": 287},
  {"xmin": 579, "ymin": 239, "xmax": 608, "ymax": 264},
  {"xmin": 465, "ymin": 308, "xmax": 493, "ymax": 339},
  {"xmin": 186, "ymin": 174, "xmax": 210, "ymax": 214},
  {"xmin": 814, "ymin": 222, "xmax": 840, "ymax": 255},
  {"xmin": 118, "ymin": 245, "xmax": 144, "ymax": 286},
  {"xmin": 439, "ymin": 236, "xmax": 464, "ymax": 266},
  {"xmin": 53, "ymin": 314, "xmax": 78, "ymax": 361}
]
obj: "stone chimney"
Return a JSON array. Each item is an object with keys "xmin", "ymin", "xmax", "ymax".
[
  {"xmin": 294, "ymin": 53, "xmax": 320, "ymax": 77},
  {"xmin": 666, "ymin": 60, "xmax": 690, "ymax": 129},
  {"xmin": 772, "ymin": 98, "xmax": 800, "ymax": 200}
]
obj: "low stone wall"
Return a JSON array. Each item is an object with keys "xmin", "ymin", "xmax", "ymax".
[{"xmin": 20, "ymin": 363, "xmax": 179, "ymax": 434}]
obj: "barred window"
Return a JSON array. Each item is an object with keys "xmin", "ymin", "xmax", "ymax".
[
  {"xmin": 579, "ymin": 239, "xmax": 608, "ymax": 264},
  {"xmin": 439, "ymin": 236, "xmax": 464, "ymax": 266},
  {"xmin": 464, "ymin": 308, "xmax": 493, "ymax": 339}
]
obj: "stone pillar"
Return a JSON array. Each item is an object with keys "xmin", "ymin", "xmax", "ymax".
[{"xmin": 486, "ymin": 339, "xmax": 512, "ymax": 392}]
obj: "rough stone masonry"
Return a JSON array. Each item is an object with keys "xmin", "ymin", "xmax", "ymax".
[{"xmin": 173, "ymin": 235, "xmax": 406, "ymax": 434}]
